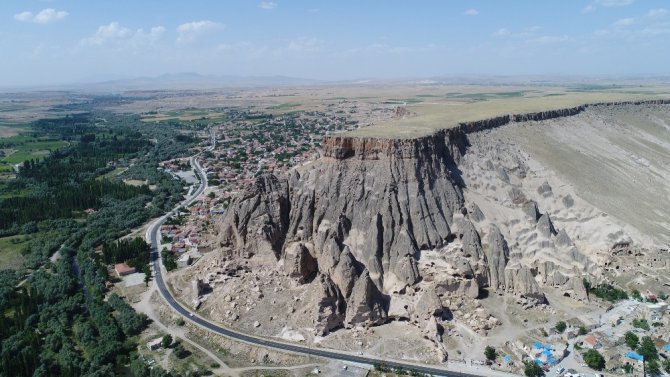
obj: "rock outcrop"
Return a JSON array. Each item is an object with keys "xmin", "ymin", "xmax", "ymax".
[
  {"xmin": 536, "ymin": 214, "xmax": 557, "ymax": 238},
  {"xmin": 212, "ymin": 101, "xmax": 668, "ymax": 333},
  {"xmin": 345, "ymin": 270, "xmax": 387, "ymax": 327},
  {"xmin": 283, "ymin": 242, "xmax": 317, "ymax": 283},
  {"xmin": 486, "ymin": 225, "xmax": 509, "ymax": 291}
]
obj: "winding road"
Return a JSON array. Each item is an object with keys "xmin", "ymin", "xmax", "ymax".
[{"xmin": 144, "ymin": 131, "xmax": 500, "ymax": 377}]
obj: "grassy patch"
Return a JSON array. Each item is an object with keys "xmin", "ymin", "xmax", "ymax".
[
  {"xmin": 267, "ymin": 102, "xmax": 301, "ymax": 110},
  {"xmin": 0, "ymin": 235, "xmax": 27, "ymax": 269}
]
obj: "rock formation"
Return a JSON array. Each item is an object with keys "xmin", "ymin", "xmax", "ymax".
[
  {"xmin": 211, "ymin": 102, "xmax": 670, "ymax": 334},
  {"xmin": 486, "ymin": 225, "xmax": 509, "ymax": 291}
]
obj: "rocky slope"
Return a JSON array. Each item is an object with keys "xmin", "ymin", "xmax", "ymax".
[{"xmin": 212, "ymin": 100, "xmax": 670, "ymax": 349}]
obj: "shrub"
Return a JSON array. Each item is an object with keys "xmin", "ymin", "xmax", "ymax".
[
  {"xmin": 523, "ymin": 361, "xmax": 545, "ymax": 377},
  {"xmin": 484, "ymin": 346, "xmax": 497, "ymax": 361},
  {"xmin": 583, "ymin": 349, "xmax": 605, "ymax": 370},
  {"xmin": 161, "ymin": 334, "xmax": 172, "ymax": 348},
  {"xmin": 632, "ymin": 319, "xmax": 651, "ymax": 331},
  {"xmin": 624, "ymin": 331, "xmax": 639, "ymax": 350},
  {"xmin": 555, "ymin": 321, "xmax": 567, "ymax": 333}
]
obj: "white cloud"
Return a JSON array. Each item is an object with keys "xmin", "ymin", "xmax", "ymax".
[
  {"xmin": 647, "ymin": 8, "xmax": 668, "ymax": 17},
  {"xmin": 259, "ymin": 2, "xmax": 277, "ymax": 10},
  {"xmin": 597, "ymin": 0, "xmax": 633, "ymax": 6},
  {"xmin": 464, "ymin": 9, "xmax": 479, "ymax": 16},
  {"xmin": 581, "ymin": 5, "xmax": 596, "ymax": 14},
  {"xmin": 14, "ymin": 8, "xmax": 68, "ymax": 24},
  {"xmin": 527, "ymin": 35, "xmax": 569, "ymax": 44},
  {"xmin": 582, "ymin": 0, "xmax": 633, "ymax": 14},
  {"xmin": 82, "ymin": 22, "xmax": 165, "ymax": 47},
  {"xmin": 613, "ymin": 17, "xmax": 636, "ymax": 27},
  {"xmin": 287, "ymin": 37, "xmax": 321, "ymax": 52},
  {"xmin": 493, "ymin": 28, "xmax": 510, "ymax": 37},
  {"xmin": 176, "ymin": 20, "xmax": 223, "ymax": 44}
]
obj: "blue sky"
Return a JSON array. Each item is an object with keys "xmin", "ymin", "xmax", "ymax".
[{"xmin": 1, "ymin": 0, "xmax": 669, "ymax": 86}]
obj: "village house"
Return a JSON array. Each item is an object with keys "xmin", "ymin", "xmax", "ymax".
[
  {"xmin": 582, "ymin": 334, "xmax": 602, "ymax": 349},
  {"xmin": 114, "ymin": 263, "xmax": 135, "ymax": 277}
]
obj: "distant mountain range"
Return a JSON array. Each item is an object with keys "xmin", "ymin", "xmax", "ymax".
[
  {"xmin": 1, "ymin": 73, "xmax": 324, "ymax": 92},
  {"xmin": 3, "ymin": 73, "xmax": 670, "ymax": 92}
]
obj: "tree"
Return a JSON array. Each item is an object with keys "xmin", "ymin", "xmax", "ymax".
[
  {"xmin": 172, "ymin": 342, "xmax": 189, "ymax": 359},
  {"xmin": 624, "ymin": 331, "xmax": 639, "ymax": 350},
  {"xmin": 161, "ymin": 334, "xmax": 172, "ymax": 348},
  {"xmin": 484, "ymin": 346, "xmax": 496, "ymax": 361},
  {"xmin": 162, "ymin": 250, "xmax": 177, "ymax": 271},
  {"xmin": 633, "ymin": 318, "xmax": 651, "ymax": 331},
  {"xmin": 663, "ymin": 359, "xmax": 670, "ymax": 373},
  {"xmin": 583, "ymin": 349, "xmax": 605, "ymax": 370},
  {"xmin": 523, "ymin": 361, "xmax": 545, "ymax": 377},
  {"xmin": 647, "ymin": 359, "xmax": 661, "ymax": 376},
  {"xmin": 632, "ymin": 289, "xmax": 642, "ymax": 301},
  {"xmin": 638, "ymin": 336, "xmax": 658, "ymax": 361},
  {"xmin": 555, "ymin": 321, "xmax": 567, "ymax": 333},
  {"xmin": 144, "ymin": 269, "xmax": 152, "ymax": 286},
  {"xmin": 578, "ymin": 326, "xmax": 588, "ymax": 336}
]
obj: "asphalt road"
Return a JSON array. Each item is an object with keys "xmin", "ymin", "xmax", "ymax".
[{"xmin": 146, "ymin": 134, "xmax": 488, "ymax": 377}]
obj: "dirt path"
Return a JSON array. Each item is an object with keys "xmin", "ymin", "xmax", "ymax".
[{"xmin": 133, "ymin": 282, "xmax": 238, "ymax": 376}]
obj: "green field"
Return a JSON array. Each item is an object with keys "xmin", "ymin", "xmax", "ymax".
[
  {"xmin": 267, "ymin": 102, "xmax": 301, "ymax": 110},
  {"xmin": 0, "ymin": 136, "xmax": 68, "ymax": 166},
  {"xmin": 0, "ymin": 235, "xmax": 27, "ymax": 269}
]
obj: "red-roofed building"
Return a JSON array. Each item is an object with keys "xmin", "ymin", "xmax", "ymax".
[
  {"xmin": 114, "ymin": 263, "xmax": 136, "ymax": 277},
  {"xmin": 583, "ymin": 334, "xmax": 601, "ymax": 349}
]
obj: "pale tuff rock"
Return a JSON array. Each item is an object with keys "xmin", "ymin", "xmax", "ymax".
[
  {"xmin": 331, "ymin": 247, "xmax": 360, "ymax": 298},
  {"xmin": 283, "ymin": 242, "xmax": 317, "ymax": 283},
  {"xmin": 486, "ymin": 225, "xmax": 509, "ymax": 291},
  {"xmin": 508, "ymin": 187, "xmax": 527, "ymax": 205},
  {"xmin": 522, "ymin": 200, "xmax": 540, "ymax": 222},
  {"xmin": 459, "ymin": 219, "xmax": 484, "ymax": 259},
  {"xmin": 344, "ymin": 270, "xmax": 387, "ymax": 327},
  {"xmin": 496, "ymin": 165, "xmax": 510, "ymax": 183},
  {"xmin": 504, "ymin": 265, "xmax": 546, "ymax": 305},
  {"xmin": 562, "ymin": 194, "xmax": 575, "ymax": 208},
  {"xmin": 536, "ymin": 214, "xmax": 557, "ymax": 238},
  {"xmin": 413, "ymin": 284, "xmax": 444, "ymax": 321},
  {"xmin": 537, "ymin": 181, "xmax": 553, "ymax": 197},
  {"xmin": 313, "ymin": 274, "xmax": 345, "ymax": 335},
  {"xmin": 567, "ymin": 276, "xmax": 589, "ymax": 302},
  {"xmin": 468, "ymin": 202, "xmax": 485, "ymax": 222},
  {"xmin": 555, "ymin": 229, "xmax": 572, "ymax": 247}
]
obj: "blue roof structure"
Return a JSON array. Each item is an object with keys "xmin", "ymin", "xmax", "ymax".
[
  {"xmin": 533, "ymin": 342, "xmax": 542, "ymax": 349},
  {"xmin": 663, "ymin": 344, "xmax": 670, "ymax": 351},
  {"xmin": 626, "ymin": 351, "xmax": 644, "ymax": 361},
  {"xmin": 535, "ymin": 358, "xmax": 544, "ymax": 365}
]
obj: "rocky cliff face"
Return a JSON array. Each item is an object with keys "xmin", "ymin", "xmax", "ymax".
[{"xmin": 213, "ymin": 100, "xmax": 669, "ymax": 335}]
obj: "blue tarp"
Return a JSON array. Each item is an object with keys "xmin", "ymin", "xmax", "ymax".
[
  {"xmin": 544, "ymin": 344, "xmax": 552, "ymax": 351},
  {"xmin": 535, "ymin": 359, "xmax": 544, "ymax": 365},
  {"xmin": 627, "ymin": 351, "xmax": 644, "ymax": 361},
  {"xmin": 503, "ymin": 355, "xmax": 512, "ymax": 362},
  {"xmin": 533, "ymin": 342, "xmax": 542, "ymax": 349},
  {"xmin": 541, "ymin": 349, "xmax": 552, "ymax": 356},
  {"xmin": 663, "ymin": 344, "xmax": 670, "ymax": 351}
]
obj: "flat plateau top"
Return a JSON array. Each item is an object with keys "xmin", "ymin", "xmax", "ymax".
[{"xmin": 346, "ymin": 86, "xmax": 670, "ymax": 138}]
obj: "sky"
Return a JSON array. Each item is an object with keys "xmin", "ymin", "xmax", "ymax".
[{"xmin": 1, "ymin": 0, "xmax": 669, "ymax": 86}]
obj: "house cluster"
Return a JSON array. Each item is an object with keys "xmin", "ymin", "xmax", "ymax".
[
  {"xmin": 160, "ymin": 222, "xmax": 202, "ymax": 268},
  {"xmin": 528, "ymin": 342, "xmax": 568, "ymax": 367},
  {"xmin": 197, "ymin": 108, "xmax": 363, "ymax": 197}
]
